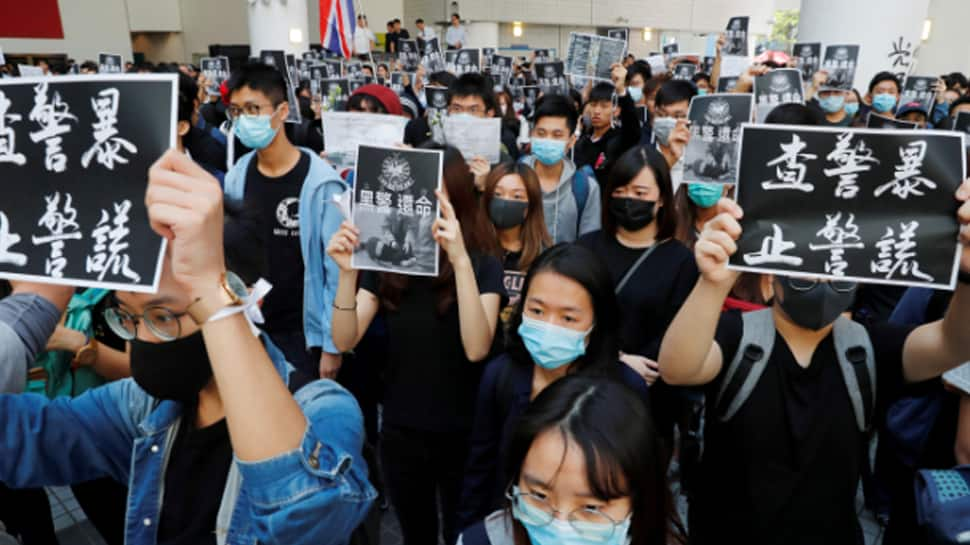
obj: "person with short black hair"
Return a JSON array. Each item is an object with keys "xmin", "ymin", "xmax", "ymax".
[
  {"xmin": 573, "ymin": 64, "xmax": 641, "ymax": 181},
  {"xmin": 650, "ymin": 79, "xmax": 696, "ymax": 189},
  {"xmin": 626, "ymin": 61, "xmax": 653, "ymax": 107},
  {"xmin": 864, "ymin": 71, "xmax": 902, "ymax": 120},
  {"xmin": 385, "ymin": 20, "xmax": 398, "ymax": 53},
  {"xmin": 446, "ymin": 13, "xmax": 466, "ymax": 49},
  {"xmin": 394, "ymin": 18, "xmax": 410, "ymax": 40},
  {"xmin": 354, "ymin": 14, "xmax": 376, "ymax": 58},
  {"xmin": 691, "ymin": 72, "xmax": 711, "ymax": 95},
  {"xmin": 446, "ymin": 73, "xmax": 520, "ymax": 163},
  {"xmin": 415, "ymin": 18, "xmax": 437, "ymax": 42}
]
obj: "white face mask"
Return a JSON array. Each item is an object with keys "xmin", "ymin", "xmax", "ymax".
[{"xmin": 500, "ymin": 104, "xmax": 508, "ymax": 115}]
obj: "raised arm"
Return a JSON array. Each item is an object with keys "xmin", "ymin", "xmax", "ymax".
[{"xmin": 327, "ymin": 221, "xmax": 380, "ymax": 351}]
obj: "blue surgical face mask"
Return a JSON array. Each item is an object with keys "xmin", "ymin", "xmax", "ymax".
[
  {"xmin": 518, "ymin": 314, "xmax": 591, "ymax": 369},
  {"xmin": 697, "ymin": 88, "xmax": 709, "ymax": 96},
  {"xmin": 872, "ymin": 93, "xmax": 898, "ymax": 114},
  {"xmin": 628, "ymin": 86, "xmax": 644, "ymax": 103},
  {"xmin": 687, "ymin": 182, "xmax": 723, "ymax": 209},
  {"xmin": 532, "ymin": 138, "xmax": 567, "ymax": 166},
  {"xmin": 844, "ymin": 102, "xmax": 860, "ymax": 117},
  {"xmin": 818, "ymin": 94, "xmax": 845, "ymax": 114},
  {"xmin": 652, "ymin": 116, "xmax": 677, "ymax": 146},
  {"xmin": 511, "ymin": 486, "xmax": 631, "ymax": 545},
  {"xmin": 234, "ymin": 112, "xmax": 279, "ymax": 150}
]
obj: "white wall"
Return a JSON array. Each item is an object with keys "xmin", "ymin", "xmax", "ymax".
[
  {"xmin": 127, "ymin": 0, "xmax": 182, "ymax": 32},
  {"xmin": 915, "ymin": 0, "xmax": 970, "ymax": 76},
  {"xmin": 178, "ymin": 0, "xmax": 250, "ymax": 59},
  {"xmin": 0, "ymin": 0, "xmax": 133, "ymax": 61}
]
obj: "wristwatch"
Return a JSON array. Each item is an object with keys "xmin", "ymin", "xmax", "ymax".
[
  {"xmin": 187, "ymin": 271, "xmax": 249, "ymax": 325},
  {"xmin": 72, "ymin": 338, "xmax": 99, "ymax": 367}
]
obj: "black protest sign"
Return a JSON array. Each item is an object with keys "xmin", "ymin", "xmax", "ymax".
[
  {"xmin": 702, "ymin": 56, "xmax": 716, "ymax": 75},
  {"xmin": 794, "ymin": 42, "xmax": 821, "ymax": 82},
  {"xmin": 483, "ymin": 47, "xmax": 496, "ymax": 67},
  {"xmin": 717, "ymin": 76, "xmax": 739, "ymax": 92},
  {"xmin": 259, "ymin": 50, "xmax": 286, "ymax": 71},
  {"xmin": 98, "ymin": 54, "xmax": 123, "ymax": 74},
  {"xmin": 389, "ymin": 72, "xmax": 407, "ymax": 95},
  {"xmin": 260, "ymin": 50, "xmax": 302, "ymax": 124},
  {"xmin": 520, "ymin": 85, "xmax": 540, "ymax": 110},
  {"xmin": 900, "ymin": 76, "xmax": 937, "ymax": 114},
  {"xmin": 420, "ymin": 38, "xmax": 445, "ymax": 72},
  {"xmin": 866, "ymin": 112, "xmax": 918, "ymax": 130},
  {"xmin": 0, "ymin": 75, "xmax": 176, "ymax": 292},
  {"xmin": 821, "ymin": 45, "xmax": 860, "ymax": 91},
  {"xmin": 302, "ymin": 50, "xmax": 320, "ymax": 62},
  {"xmin": 491, "ymin": 55, "xmax": 513, "ymax": 80},
  {"xmin": 754, "ymin": 69, "xmax": 804, "ymax": 123},
  {"xmin": 722, "ymin": 17, "xmax": 749, "ymax": 56},
  {"xmin": 607, "ymin": 29, "xmax": 628, "ymax": 44},
  {"xmin": 683, "ymin": 94, "xmax": 753, "ymax": 185},
  {"xmin": 399, "ymin": 39, "xmax": 420, "ymax": 71},
  {"xmin": 349, "ymin": 78, "xmax": 374, "ymax": 93},
  {"xmin": 200, "ymin": 56, "xmax": 230, "ymax": 96},
  {"xmin": 448, "ymin": 49, "xmax": 481, "ymax": 75},
  {"xmin": 565, "ymin": 33, "xmax": 626, "ymax": 82},
  {"xmin": 535, "ymin": 61, "xmax": 567, "ymax": 95},
  {"xmin": 323, "ymin": 59, "xmax": 343, "ymax": 78},
  {"xmin": 321, "ymin": 78, "xmax": 350, "ymax": 111},
  {"xmin": 662, "ymin": 43, "xmax": 679, "ymax": 58},
  {"xmin": 730, "ymin": 124, "xmax": 965, "ymax": 289},
  {"xmin": 534, "ymin": 49, "xmax": 552, "ymax": 62},
  {"xmin": 673, "ymin": 63, "xmax": 697, "ymax": 81},
  {"xmin": 351, "ymin": 145, "xmax": 442, "ymax": 277}
]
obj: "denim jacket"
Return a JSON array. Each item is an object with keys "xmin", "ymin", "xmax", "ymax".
[
  {"xmin": 224, "ymin": 148, "xmax": 348, "ymax": 355},
  {"xmin": 0, "ymin": 334, "xmax": 376, "ymax": 544}
]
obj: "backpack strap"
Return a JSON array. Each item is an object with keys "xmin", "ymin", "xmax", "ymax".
[
  {"xmin": 572, "ymin": 165, "xmax": 591, "ymax": 218},
  {"xmin": 832, "ymin": 316, "xmax": 876, "ymax": 433},
  {"xmin": 715, "ymin": 309, "xmax": 776, "ymax": 422}
]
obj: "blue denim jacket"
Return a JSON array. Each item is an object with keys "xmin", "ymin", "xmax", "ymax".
[
  {"xmin": 224, "ymin": 148, "xmax": 347, "ymax": 354},
  {"xmin": 0, "ymin": 334, "xmax": 376, "ymax": 544}
]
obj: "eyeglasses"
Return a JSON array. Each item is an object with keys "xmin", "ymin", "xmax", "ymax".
[
  {"xmin": 786, "ymin": 277, "xmax": 858, "ymax": 293},
  {"xmin": 506, "ymin": 487, "xmax": 626, "ymax": 540},
  {"xmin": 103, "ymin": 305, "xmax": 187, "ymax": 342},
  {"xmin": 225, "ymin": 102, "xmax": 278, "ymax": 120}
]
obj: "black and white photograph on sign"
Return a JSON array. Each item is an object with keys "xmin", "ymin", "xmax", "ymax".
[
  {"xmin": 346, "ymin": 62, "xmax": 371, "ymax": 79},
  {"xmin": 443, "ymin": 116, "xmax": 502, "ymax": 164},
  {"xmin": 483, "ymin": 47, "xmax": 496, "ymax": 67},
  {"xmin": 351, "ymin": 145, "xmax": 442, "ymax": 277},
  {"xmin": 673, "ymin": 63, "xmax": 697, "ymax": 81},
  {"xmin": 722, "ymin": 17, "xmax": 749, "ymax": 56},
  {"xmin": 564, "ymin": 33, "xmax": 627, "ymax": 82},
  {"xmin": 535, "ymin": 61, "xmax": 567, "ymax": 96},
  {"xmin": 389, "ymin": 72, "xmax": 407, "ymax": 95},
  {"xmin": 302, "ymin": 50, "xmax": 320, "ymax": 62},
  {"xmin": 491, "ymin": 55, "xmax": 513, "ymax": 80},
  {"xmin": 519, "ymin": 85, "xmax": 540, "ymax": 111},
  {"xmin": 425, "ymin": 86, "xmax": 450, "ymax": 143},
  {"xmin": 900, "ymin": 76, "xmax": 937, "ymax": 114},
  {"xmin": 309, "ymin": 63, "xmax": 328, "ymax": 81},
  {"xmin": 702, "ymin": 56, "xmax": 716, "ymax": 75},
  {"xmin": 821, "ymin": 44, "xmax": 860, "ymax": 90},
  {"xmin": 729, "ymin": 124, "xmax": 966, "ymax": 289},
  {"xmin": 398, "ymin": 39, "xmax": 420, "ymax": 72},
  {"xmin": 296, "ymin": 59, "xmax": 310, "ymax": 82},
  {"xmin": 534, "ymin": 49, "xmax": 552, "ymax": 62},
  {"xmin": 323, "ymin": 59, "xmax": 344, "ymax": 78},
  {"xmin": 607, "ymin": 29, "xmax": 629, "ymax": 44},
  {"xmin": 285, "ymin": 53, "xmax": 298, "ymax": 81},
  {"xmin": 794, "ymin": 42, "xmax": 821, "ymax": 82},
  {"xmin": 952, "ymin": 111, "xmax": 970, "ymax": 147},
  {"xmin": 717, "ymin": 77, "xmax": 740, "ymax": 93},
  {"xmin": 349, "ymin": 78, "xmax": 374, "ymax": 93},
  {"xmin": 489, "ymin": 74, "xmax": 506, "ymax": 90},
  {"xmin": 754, "ymin": 69, "xmax": 805, "ymax": 123},
  {"xmin": 0, "ymin": 74, "xmax": 177, "ymax": 292},
  {"xmin": 98, "ymin": 53, "xmax": 123, "ymax": 74},
  {"xmin": 683, "ymin": 94, "xmax": 753, "ymax": 186},
  {"xmin": 866, "ymin": 112, "xmax": 919, "ymax": 130},
  {"xmin": 420, "ymin": 38, "xmax": 445, "ymax": 72},
  {"xmin": 259, "ymin": 50, "xmax": 286, "ymax": 71},
  {"xmin": 200, "ymin": 56, "xmax": 230, "ymax": 96},
  {"xmin": 662, "ymin": 43, "xmax": 679, "ymax": 59},
  {"xmin": 448, "ymin": 49, "xmax": 480, "ymax": 75},
  {"xmin": 322, "ymin": 78, "xmax": 350, "ymax": 111}
]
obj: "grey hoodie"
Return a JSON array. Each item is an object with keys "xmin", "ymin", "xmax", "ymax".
[{"xmin": 522, "ymin": 155, "xmax": 601, "ymax": 244}]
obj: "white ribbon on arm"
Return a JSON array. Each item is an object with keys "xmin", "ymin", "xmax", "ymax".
[
  {"xmin": 331, "ymin": 189, "xmax": 352, "ymax": 220},
  {"xmin": 206, "ymin": 278, "xmax": 274, "ymax": 337}
]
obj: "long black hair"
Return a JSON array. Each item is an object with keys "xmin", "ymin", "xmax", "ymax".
[
  {"xmin": 505, "ymin": 244, "xmax": 619, "ymax": 374},
  {"xmin": 503, "ymin": 375, "xmax": 684, "ymax": 545},
  {"xmin": 602, "ymin": 145, "xmax": 677, "ymax": 239}
]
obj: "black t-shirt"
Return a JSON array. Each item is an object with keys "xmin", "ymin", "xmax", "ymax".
[
  {"xmin": 243, "ymin": 151, "xmax": 311, "ymax": 334},
  {"xmin": 360, "ymin": 253, "xmax": 506, "ymax": 432},
  {"xmin": 577, "ymin": 232, "xmax": 698, "ymax": 358},
  {"xmin": 691, "ymin": 310, "xmax": 915, "ymax": 545},
  {"xmin": 500, "ymin": 251, "xmax": 525, "ymax": 327},
  {"xmin": 157, "ymin": 405, "xmax": 233, "ymax": 545}
]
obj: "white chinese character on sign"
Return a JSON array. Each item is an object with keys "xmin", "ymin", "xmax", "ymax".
[
  {"xmin": 808, "ymin": 212, "xmax": 865, "ymax": 276},
  {"xmin": 870, "ymin": 221, "xmax": 933, "ymax": 282},
  {"xmin": 31, "ymin": 192, "xmax": 82, "ymax": 278},
  {"xmin": 375, "ymin": 191, "xmax": 392, "ymax": 214},
  {"xmin": 823, "ymin": 132, "xmax": 879, "ymax": 199},
  {"xmin": 701, "ymin": 125, "xmax": 715, "ymax": 143},
  {"xmin": 762, "ymin": 134, "xmax": 817, "ymax": 192},
  {"xmin": 80, "ymin": 88, "xmax": 138, "ymax": 170},
  {"xmin": 874, "ymin": 141, "xmax": 937, "ymax": 199},
  {"xmin": 415, "ymin": 195, "xmax": 433, "ymax": 217},
  {"xmin": 743, "ymin": 224, "xmax": 804, "ymax": 266},
  {"xmin": 85, "ymin": 200, "xmax": 140, "ymax": 282},
  {"xmin": 0, "ymin": 91, "xmax": 26, "ymax": 166},
  {"xmin": 0, "ymin": 212, "xmax": 27, "ymax": 266},
  {"xmin": 29, "ymin": 81, "xmax": 77, "ymax": 173},
  {"xmin": 398, "ymin": 194, "xmax": 414, "ymax": 216},
  {"xmin": 359, "ymin": 189, "xmax": 375, "ymax": 211}
]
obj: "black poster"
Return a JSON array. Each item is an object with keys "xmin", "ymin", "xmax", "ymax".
[
  {"xmin": 200, "ymin": 56, "xmax": 230, "ymax": 96},
  {"xmin": 260, "ymin": 50, "xmax": 302, "ymax": 124},
  {"xmin": 607, "ymin": 29, "xmax": 629, "ymax": 44},
  {"xmin": 722, "ymin": 17, "xmax": 749, "ymax": 56},
  {"xmin": 535, "ymin": 61, "xmax": 567, "ymax": 96},
  {"xmin": 0, "ymin": 75, "xmax": 177, "ymax": 292},
  {"xmin": 448, "ymin": 49, "xmax": 481, "ymax": 75},
  {"xmin": 323, "ymin": 59, "xmax": 344, "ymax": 78},
  {"xmin": 702, "ymin": 56, "xmax": 716, "ymax": 75},
  {"xmin": 398, "ymin": 39, "xmax": 420, "ymax": 72},
  {"xmin": 420, "ymin": 38, "xmax": 445, "ymax": 72},
  {"xmin": 793, "ymin": 42, "xmax": 821, "ymax": 82},
  {"xmin": 731, "ymin": 124, "xmax": 965, "ymax": 289},
  {"xmin": 900, "ymin": 76, "xmax": 937, "ymax": 114},
  {"xmin": 683, "ymin": 94, "xmax": 754, "ymax": 185},
  {"xmin": 754, "ymin": 69, "xmax": 804, "ymax": 123},
  {"xmin": 259, "ymin": 50, "xmax": 286, "ymax": 71},
  {"xmin": 534, "ymin": 49, "xmax": 552, "ymax": 62},
  {"xmin": 425, "ymin": 86, "xmax": 450, "ymax": 121},
  {"xmin": 302, "ymin": 50, "xmax": 321, "ymax": 62},
  {"xmin": 673, "ymin": 63, "xmax": 697, "ymax": 81},
  {"xmin": 717, "ymin": 76, "xmax": 739, "ymax": 93},
  {"xmin": 389, "ymin": 72, "xmax": 407, "ymax": 96},
  {"xmin": 98, "ymin": 53, "xmax": 123, "ymax": 74},
  {"xmin": 483, "ymin": 47, "xmax": 496, "ymax": 68},
  {"xmin": 351, "ymin": 145, "xmax": 442, "ymax": 277},
  {"xmin": 866, "ymin": 112, "xmax": 918, "ymax": 130},
  {"xmin": 491, "ymin": 55, "xmax": 513, "ymax": 81},
  {"xmin": 662, "ymin": 43, "xmax": 679, "ymax": 58},
  {"xmin": 349, "ymin": 78, "xmax": 374, "ymax": 93},
  {"xmin": 519, "ymin": 85, "xmax": 539, "ymax": 110},
  {"xmin": 565, "ymin": 33, "xmax": 626, "ymax": 82},
  {"xmin": 321, "ymin": 78, "xmax": 350, "ymax": 111},
  {"xmin": 821, "ymin": 44, "xmax": 860, "ymax": 91}
]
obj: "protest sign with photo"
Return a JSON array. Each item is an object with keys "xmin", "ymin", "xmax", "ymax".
[
  {"xmin": 730, "ymin": 124, "xmax": 965, "ymax": 289},
  {"xmin": 483, "ymin": 47, "xmax": 496, "ymax": 67},
  {"xmin": 322, "ymin": 112, "xmax": 409, "ymax": 168},
  {"xmin": 754, "ymin": 69, "xmax": 805, "ymax": 123},
  {"xmin": 389, "ymin": 72, "xmax": 408, "ymax": 95},
  {"xmin": 0, "ymin": 74, "xmax": 177, "ymax": 292},
  {"xmin": 717, "ymin": 76, "xmax": 740, "ymax": 93},
  {"xmin": 443, "ymin": 116, "xmax": 502, "ymax": 164},
  {"xmin": 821, "ymin": 45, "xmax": 860, "ymax": 91},
  {"xmin": 662, "ymin": 43, "xmax": 679, "ymax": 59},
  {"xmin": 900, "ymin": 76, "xmax": 937, "ymax": 114},
  {"xmin": 866, "ymin": 112, "xmax": 918, "ymax": 129},
  {"xmin": 518, "ymin": 85, "xmax": 540, "ymax": 111},
  {"xmin": 399, "ymin": 39, "xmax": 420, "ymax": 71},
  {"xmin": 259, "ymin": 50, "xmax": 286, "ymax": 71},
  {"xmin": 321, "ymin": 78, "xmax": 350, "ymax": 112},
  {"xmin": 535, "ymin": 61, "xmax": 567, "ymax": 95},
  {"xmin": 323, "ymin": 59, "xmax": 344, "ymax": 78},
  {"xmin": 646, "ymin": 55, "xmax": 667, "ymax": 76},
  {"xmin": 420, "ymin": 38, "xmax": 445, "ymax": 72},
  {"xmin": 673, "ymin": 63, "xmax": 697, "ymax": 81},
  {"xmin": 683, "ymin": 94, "xmax": 753, "ymax": 186},
  {"xmin": 491, "ymin": 55, "xmax": 513, "ymax": 82},
  {"xmin": 200, "ymin": 56, "xmax": 230, "ymax": 96},
  {"xmin": 565, "ymin": 33, "xmax": 626, "ymax": 82},
  {"xmin": 534, "ymin": 49, "xmax": 553, "ymax": 62},
  {"xmin": 702, "ymin": 56, "xmax": 716, "ymax": 75},
  {"xmin": 98, "ymin": 53, "xmax": 123, "ymax": 74},
  {"xmin": 722, "ymin": 16, "xmax": 749, "ymax": 56},
  {"xmin": 448, "ymin": 48, "xmax": 481, "ymax": 75},
  {"xmin": 260, "ymin": 50, "xmax": 302, "ymax": 123},
  {"xmin": 351, "ymin": 145, "xmax": 442, "ymax": 277},
  {"xmin": 607, "ymin": 29, "xmax": 629, "ymax": 44},
  {"xmin": 794, "ymin": 42, "xmax": 821, "ymax": 82}
]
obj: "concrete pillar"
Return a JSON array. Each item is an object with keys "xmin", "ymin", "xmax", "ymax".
[
  {"xmin": 797, "ymin": 0, "xmax": 931, "ymax": 91},
  {"xmin": 247, "ymin": 0, "xmax": 310, "ymax": 55}
]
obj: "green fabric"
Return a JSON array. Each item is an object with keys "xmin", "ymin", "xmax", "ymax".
[{"xmin": 29, "ymin": 288, "xmax": 111, "ymax": 399}]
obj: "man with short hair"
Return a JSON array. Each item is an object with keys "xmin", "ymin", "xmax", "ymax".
[
  {"xmin": 354, "ymin": 15, "xmax": 376, "ymax": 58},
  {"xmin": 864, "ymin": 71, "xmax": 902, "ymax": 120},
  {"xmin": 649, "ymin": 79, "xmax": 695, "ymax": 193},
  {"xmin": 394, "ymin": 18, "xmax": 410, "ymax": 40},
  {"xmin": 573, "ymin": 64, "xmax": 641, "ymax": 180},
  {"xmin": 446, "ymin": 73, "xmax": 520, "ymax": 161},
  {"xmin": 415, "ymin": 18, "xmax": 436, "ymax": 42},
  {"xmin": 445, "ymin": 13, "xmax": 465, "ymax": 50},
  {"xmin": 385, "ymin": 21, "xmax": 398, "ymax": 53}
]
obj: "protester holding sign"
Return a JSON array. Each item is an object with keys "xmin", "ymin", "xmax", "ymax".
[{"xmin": 573, "ymin": 64, "xmax": 640, "ymax": 180}]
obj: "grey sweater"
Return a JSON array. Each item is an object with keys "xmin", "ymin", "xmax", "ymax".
[{"xmin": 521, "ymin": 155, "xmax": 601, "ymax": 244}]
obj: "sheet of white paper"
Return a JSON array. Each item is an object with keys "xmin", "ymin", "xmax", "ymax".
[
  {"xmin": 944, "ymin": 362, "xmax": 970, "ymax": 396},
  {"xmin": 322, "ymin": 112, "xmax": 409, "ymax": 167},
  {"xmin": 646, "ymin": 55, "xmax": 667, "ymax": 75},
  {"xmin": 719, "ymin": 55, "xmax": 750, "ymax": 78},
  {"xmin": 443, "ymin": 116, "xmax": 502, "ymax": 164},
  {"xmin": 18, "ymin": 65, "xmax": 44, "ymax": 77}
]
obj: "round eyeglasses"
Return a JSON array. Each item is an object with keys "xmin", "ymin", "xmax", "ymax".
[
  {"xmin": 506, "ymin": 486, "xmax": 627, "ymax": 540},
  {"xmin": 786, "ymin": 276, "xmax": 858, "ymax": 293},
  {"xmin": 103, "ymin": 306, "xmax": 186, "ymax": 342}
]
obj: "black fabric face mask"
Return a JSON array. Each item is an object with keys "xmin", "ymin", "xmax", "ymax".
[
  {"xmin": 777, "ymin": 280, "xmax": 857, "ymax": 331},
  {"xmin": 609, "ymin": 197, "xmax": 656, "ymax": 231},
  {"xmin": 130, "ymin": 331, "xmax": 214, "ymax": 403},
  {"xmin": 489, "ymin": 197, "xmax": 528, "ymax": 230}
]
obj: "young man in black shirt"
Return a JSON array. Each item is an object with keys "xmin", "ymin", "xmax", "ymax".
[{"xmin": 659, "ymin": 193, "xmax": 970, "ymax": 545}]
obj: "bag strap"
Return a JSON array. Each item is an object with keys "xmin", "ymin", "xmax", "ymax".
[
  {"xmin": 571, "ymin": 165, "xmax": 591, "ymax": 219},
  {"xmin": 832, "ymin": 316, "xmax": 876, "ymax": 433},
  {"xmin": 615, "ymin": 240, "xmax": 666, "ymax": 295},
  {"xmin": 715, "ymin": 309, "xmax": 776, "ymax": 422}
]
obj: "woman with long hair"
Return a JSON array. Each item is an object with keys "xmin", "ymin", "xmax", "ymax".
[
  {"xmin": 458, "ymin": 374, "xmax": 684, "ymax": 545},
  {"xmin": 328, "ymin": 145, "xmax": 506, "ymax": 545}
]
